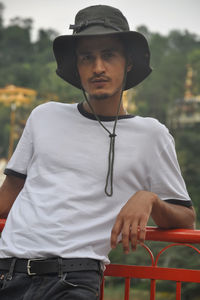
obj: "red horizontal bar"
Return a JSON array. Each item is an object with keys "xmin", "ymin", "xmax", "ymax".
[
  {"xmin": 0, "ymin": 219, "xmax": 5, "ymax": 232},
  {"xmin": 1, "ymin": 220, "xmax": 200, "ymax": 244},
  {"xmin": 104, "ymin": 264, "xmax": 200, "ymax": 283},
  {"xmin": 145, "ymin": 226, "xmax": 200, "ymax": 244}
]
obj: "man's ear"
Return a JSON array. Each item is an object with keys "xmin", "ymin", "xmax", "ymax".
[
  {"xmin": 127, "ymin": 63, "xmax": 133, "ymax": 72},
  {"xmin": 126, "ymin": 55, "xmax": 133, "ymax": 72}
]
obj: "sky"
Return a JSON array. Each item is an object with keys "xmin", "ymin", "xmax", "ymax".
[{"xmin": 1, "ymin": 0, "xmax": 200, "ymax": 41}]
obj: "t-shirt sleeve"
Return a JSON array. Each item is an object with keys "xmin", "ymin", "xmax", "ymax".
[
  {"xmin": 4, "ymin": 114, "xmax": 33, "ymax": 179},
  {"xmin": 148, "ymin": 126, "xmax": 192, "ymax": 207}
]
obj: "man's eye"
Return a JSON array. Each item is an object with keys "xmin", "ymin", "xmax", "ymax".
[
  {"xmin": 81, "ymin": 55, "xmax": 92, "ymax": 62},
  {"xmin": 84, "ymin": 55, "xmax": 91, "ymax": 60},
  {"xmin": 103, "ymin": 52, "xmax": 114, "ymax": 59}
]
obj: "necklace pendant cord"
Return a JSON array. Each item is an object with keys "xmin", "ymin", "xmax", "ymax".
[
  {"xmin": 81, "ymin": 64, "xmax": 128, "ymax": 197},
  {"xmin": 82, "ymin": 90, "xmax": 118, "ymax": 197}
]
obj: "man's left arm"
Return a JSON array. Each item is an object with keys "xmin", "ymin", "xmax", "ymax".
[{"xmin": 111, "ymin": 190, "xmax": 196, "ymax": 254}]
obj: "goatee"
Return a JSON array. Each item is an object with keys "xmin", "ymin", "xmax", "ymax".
[{"xmin": 92, "ymin": 93, "xmax": 110, "ymax": 101}]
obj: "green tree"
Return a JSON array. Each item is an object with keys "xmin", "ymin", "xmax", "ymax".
[
  {"xmin": 37, "ymin": 62, "xmax": 83, "ymax": 102},
  {"xmin": 0, "ymin": 18, "xmax": 33, "ymax": 67}
]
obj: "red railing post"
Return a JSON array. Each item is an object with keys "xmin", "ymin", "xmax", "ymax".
[
  {"xmin": 176, "ymin": 282, "xmax": 182, "ymax": 300},
  {"xmin": 100, "ymin": 277, "xmax": 105, "ymax": 300},
  {"xmin": 150, "ymin": 279, "xmax": 156, "ymax": 300},
  {"xmin": 124, "ymin": 277, "xmax": 130, "ymax": 300}
]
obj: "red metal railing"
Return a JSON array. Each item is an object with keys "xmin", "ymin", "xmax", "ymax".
[
  {"xmin": 101, "ymin": 227, "xmax": 200, "ymax": 300},
  {"xmin": 1, "ymin": 219, "xmax": 200, "ymax": 299}
]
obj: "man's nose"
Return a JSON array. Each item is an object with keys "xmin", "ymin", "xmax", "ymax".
[{"xmin": 93, "ymin": 57, "xmax": 105, "ymax": 74}]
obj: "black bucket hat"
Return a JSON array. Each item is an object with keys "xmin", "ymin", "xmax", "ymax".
[{"xmin": 53, "ymin": 5, "xmax": 152, "ymax": 90}]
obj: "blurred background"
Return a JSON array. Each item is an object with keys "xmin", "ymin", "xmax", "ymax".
[{"xmin": 0, "ymin": 1, "xmax": 200, "ymax": 299}]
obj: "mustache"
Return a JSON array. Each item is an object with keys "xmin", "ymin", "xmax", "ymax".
[{"xmin": 89, "ymin": 75, "xmax": 111, "ymax": 83}]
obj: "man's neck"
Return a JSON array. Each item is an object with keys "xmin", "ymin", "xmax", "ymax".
[{"xmin": 83, "ymin": 98, "xmax": 127, "ymax": 117}]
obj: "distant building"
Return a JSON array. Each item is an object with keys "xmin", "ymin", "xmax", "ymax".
[{"xmin": 168, "ymin": 65, "xmax": 200, "ymax": 128}]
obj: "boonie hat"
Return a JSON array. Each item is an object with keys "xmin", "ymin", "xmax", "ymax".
[{"xmin": 53, "ymin": 5, "xmax": 152, "ymax": 90}]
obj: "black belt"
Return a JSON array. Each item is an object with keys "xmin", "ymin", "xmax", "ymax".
[{"xmin": 0, "ymin": 257, "xmax": 101, "ymax": 276}]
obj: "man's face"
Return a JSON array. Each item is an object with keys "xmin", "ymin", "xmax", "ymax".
[{"xmin": 76, "ymin": 35, "xmax": 128, "ymax": 100}]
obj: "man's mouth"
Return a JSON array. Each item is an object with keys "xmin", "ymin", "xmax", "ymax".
[
  {"xmin": 90, "ymin": 78, "xmax": 110, "ymax": 89},
  {"xmin": 90, "ymin": 76, "xmax": 110, "ymax": 83}
]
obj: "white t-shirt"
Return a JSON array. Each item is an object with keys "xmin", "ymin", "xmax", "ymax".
[{"xmin": 0, "ymin": 102, "xmax": 192, "ymax": 264}]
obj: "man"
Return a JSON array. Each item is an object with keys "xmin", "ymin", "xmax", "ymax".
[{"xmin": 0, "ymin": 5, "xmax": 195, "ymax": 300}]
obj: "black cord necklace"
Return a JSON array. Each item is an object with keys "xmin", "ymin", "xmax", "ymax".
[{"xmin": 82, "ymin": 65, "xmax": 128, "ymax": 197}]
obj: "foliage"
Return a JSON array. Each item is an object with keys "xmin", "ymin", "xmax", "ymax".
[
  {"xmin": 135, "ymin": 28, "xmax": 200, "ymax": 123},
  {"xmin": 173, "ymin": 127, "xmax": 200, "ymax": 218}
]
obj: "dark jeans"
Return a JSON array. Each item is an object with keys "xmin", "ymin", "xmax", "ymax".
[{"xmin": 0, "ymin": 270, "xmax": 102, "ymax": 300}]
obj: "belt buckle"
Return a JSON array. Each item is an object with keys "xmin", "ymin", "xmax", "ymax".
[{"xmin": 27, "ymin": 258, "xmax": 43, "ymax": 276}]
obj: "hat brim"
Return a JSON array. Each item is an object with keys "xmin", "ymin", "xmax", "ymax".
[{"xmin": 53, "ymin": 30, "xmax": 152, "ymax": 90}]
